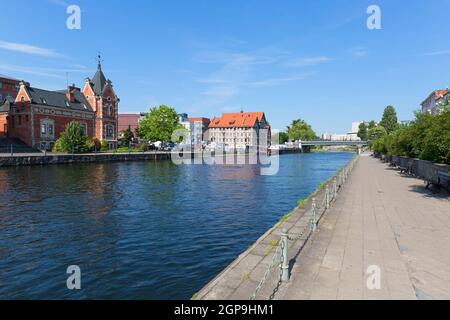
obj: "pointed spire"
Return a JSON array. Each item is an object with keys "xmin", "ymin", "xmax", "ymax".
[{"xmin": 96, "ymin": 53, "xmax": 104, "ymax": 71}]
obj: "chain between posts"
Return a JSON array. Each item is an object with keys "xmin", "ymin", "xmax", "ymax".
[{"xmin": 250, "ymin": 242, "xmax": 282, "ymax": 300}]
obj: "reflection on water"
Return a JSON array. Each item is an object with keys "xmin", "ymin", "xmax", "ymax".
[{"xmin": 0, "ymin": 152, "xmax": 354, "ymax": 299}]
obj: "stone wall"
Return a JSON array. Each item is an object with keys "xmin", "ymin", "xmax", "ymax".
[{"xmin": 0, "ymin": 152, "xmax": 172, "ymax": 167}]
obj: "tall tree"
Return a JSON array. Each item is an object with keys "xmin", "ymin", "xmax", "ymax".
[
  {"xmin": 287, "ymin": 119, "xmax": 316, "ymax": 141},
  {"xmin": 368, "ymin": 126, "xmax": 387, "ymax": 141},
  {"xmin": 137, "ymin": 105, "xmax": 182, "ymax": 142},
  {"xmin": 357, "ymin": 123, "xmax": 368, "ymax": 141},
  {"xmin": 379, "ymin": 105, "xmax": 399, "ymax": 133},
  {"xmin": 368, "ymin": 120, "xmax": 377, "ymax": 129}
]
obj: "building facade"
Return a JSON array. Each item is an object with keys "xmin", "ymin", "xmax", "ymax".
[
  {"xmin": 0, "ymin": 75, "xmax": 28, "ymax": 136},
  {"xmin": 421, "ymin": 89, "xmax": 450, "ymax": 115},
  {"xmin": 0, "ymin": 61, "xmax": 119, "ymax": 149},
  {"xmin": 118, "ymin": 113, "xmax": 146, "ymax": 135},
  {"xmin": 208, "ymin": 112, "xmax": 270, "ymax": 150},
  {"xmin": 182, "ymin": 117, "xmax": 210, "ymax": 146}
]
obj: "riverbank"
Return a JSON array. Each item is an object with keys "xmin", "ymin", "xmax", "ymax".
[
  {"xmin": 0, "ymin": 148, "xmax": 304, "ymax": 167},
  {"xmin": 193, "ymin": 155, "xmax": 358, "ymax": 300}
]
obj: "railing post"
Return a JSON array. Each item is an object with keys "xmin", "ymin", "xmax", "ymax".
[
  {"xmin": 10, "ymin": 144, "xmax": 13, "ymax": 156},
  {"xmin": 280, "ymin": 228, "xmax": 289, "ymax": 282},
  {"xmin": 325, "ymin": 186, "xmax": 330, "ymax": 209},
  {"xmin": 310, "ymin": 198, "xmax": 317, "ymax": 232},
  {"xmin": 333, "ymin": 178, "xmax": 337, "ymax": 199}
]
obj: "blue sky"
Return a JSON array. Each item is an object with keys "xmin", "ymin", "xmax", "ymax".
[{"xmin": 0, "ymin": 0, "xmax": 449, "ymax": 134}]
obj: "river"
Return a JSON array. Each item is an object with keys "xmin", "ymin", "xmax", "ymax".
[{"xmin": 0, "ymin": 152, "xmax": 354, "ymax": 299}]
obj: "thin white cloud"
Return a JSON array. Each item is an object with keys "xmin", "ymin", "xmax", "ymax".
[
  {"xmin": 0, "ymin": 40, "xmax": 60, "ymax": 57},
  {"xmin": 246, "ymin": 72, "xmax": 316, "ymax": 87},
  {"xmin": 350, "ymin": 47, "xmax": 368, "ymax": 58},
  {"xmin": 0, "ymin": 63, "xmax": 92, "ymax": 79},
  {"xmin": 285, "ymin": 56, "xmax": 334, "ymax": 67},
  {"xmin": 421, "ymin": 49, "xmax": 450, "ymax": 56}
]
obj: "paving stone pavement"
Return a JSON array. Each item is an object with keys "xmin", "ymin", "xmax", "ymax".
[{"xmin": 277, "ymin": 154, "xmax": 450, "ymax": 300}]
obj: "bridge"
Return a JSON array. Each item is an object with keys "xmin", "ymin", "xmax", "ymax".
[{"xmin": 301, "ymin": 140, "xmax": 368, "ymax": 147}]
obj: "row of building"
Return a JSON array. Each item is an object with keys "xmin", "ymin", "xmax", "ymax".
[
  {"xmin": 118, "ymin": 111, "xmax": 271, "ymax": 150},
  {"xmin": 0, "ymin": 61, "xmax": 119, "ymax": 150},
  {"xmin": 0, "ymin": 64, "xmax": 271, "ymax": 151}
]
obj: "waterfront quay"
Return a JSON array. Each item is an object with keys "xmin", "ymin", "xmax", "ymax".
[{"xmin": 195, "ymin": 154, "xmax": 450, "ymax": 300}]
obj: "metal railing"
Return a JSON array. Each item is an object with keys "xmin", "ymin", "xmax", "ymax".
[
  {"xmin": 0, "ymin": 144, "xmax": 42, "ymax": 155},
  {"xmin": 250, "ymin": 156, "xmax": 358, "ymax": 300}
]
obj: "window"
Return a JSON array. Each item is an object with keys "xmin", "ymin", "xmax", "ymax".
[
  {"xmin": 26, "ymin": 115, "xmax": 29, "ymax": 122},
  {"xmin": 0, "ymin": 82, "xmax": 2, "ymax": 89},
  {"xmin": 21, "ymin": 96, "xmax": 25, "ymax": 103},
  {"xmin": 80, "ymin": 123, "xmax": 87, "ymax": 136},
  {"xmin": 41, "ymin": 98, "xmax": 47, "ymax": 104},
  {"xmin": 18, "ymin": 116, "xmax": 22, "ymax": 126},
  {"xmin": 0, "ymin": 94, "xmax": 2, "ymax": 101},
  {"xmin": 106, "ymin": 104, "xmax": 113, "ymax": 116},
  {"xmin": 40, "ymin": 119, "xmax": 55, "ymax": 139},
  {"xmin": 105, "ymin": 124, "xmax": 114, "ymax": 138},
  {"xmin": 65, "ymin": 100, "xmax": 70, "ymax": 107}
]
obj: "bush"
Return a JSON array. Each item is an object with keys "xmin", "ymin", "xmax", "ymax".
[
  {"xmin": 101, "ymin": 140, "xmax": 109, "ymax": 151},
  {"xmin": 53, "ymin": 122, "xmax": 87, "ymax": 153},
  {"xmin": 86, "ymin": 137, "xmax": 101, "ymax": 152}
]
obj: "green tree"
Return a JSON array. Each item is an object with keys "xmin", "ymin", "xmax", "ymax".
[
  {"xmin": 379, "ymin": 105, "xmax": 399, "ymax": 133},
  {"xmin": 119, "ymin": 126, "xmax": 135, "ymax": 147},
  {"xmin": 368, "ymin": 121, "xmax": 377, "ymax": 130},
  {"xmin": 272, "ymin": 131, "xmax": 289, "ymax": 144},
  {"xmin": 368, "ymin": 126, "xmax": 387, "ymax": 141},
  {"xmin": 137, "ymin": 105, "xmax": 183, "ymax": 142},
  {"xmin": 287, "ymin": 119, "xmax": 316, "ymax": 141},
  {"xmin": 53, "ymin": 121, "xmax": 87, "ymax": 153},
  {"xmin": 420, "ymin": 111, "xmax": 450, "ymax": 164},
  {"xmin": 357, "ymin": 123, "xmax": 368, "ymax": 141}
]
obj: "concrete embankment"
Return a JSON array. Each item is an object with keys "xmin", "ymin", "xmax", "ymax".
[
  {"xmin": 0, "ymin": 148, "xmax": 305, "ymax": 167},
  {"xmin": 0, "ymin": 152, "xmax": 172, "ymax": 167},
  {"xmin": 193, "ymin": 156, "xmax": 359, "ymax": 300}
]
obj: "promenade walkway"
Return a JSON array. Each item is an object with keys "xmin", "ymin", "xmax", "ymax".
[{"xmin": 277, "ymin": 154, "xmax": 450, "ymax": 300}]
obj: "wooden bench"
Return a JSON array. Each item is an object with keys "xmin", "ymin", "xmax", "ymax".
[{"xmin": 398, "ymin": 164, "xmax": 413, "ymax": 175}]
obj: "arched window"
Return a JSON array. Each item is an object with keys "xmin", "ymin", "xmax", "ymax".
[{"xmin": 105, "ymin": 124, "xmax": 114, "ymax": 139}]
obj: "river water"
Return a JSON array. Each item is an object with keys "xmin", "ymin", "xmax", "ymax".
[{"xmin": 0, "ymin": 152, "xmax": 354, "ymax": 299}]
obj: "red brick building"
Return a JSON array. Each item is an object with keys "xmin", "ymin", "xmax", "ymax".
[
  {"xmin": 0, "ymin": 61, "xmax": 119, "ymax": 149},
  {"xmin": 118, "ymin": 113, "xmax": 146, "ymax": 135},
  {"xmin": 0, "ymin": 75, "xmax": 28, "ymax": 136}
]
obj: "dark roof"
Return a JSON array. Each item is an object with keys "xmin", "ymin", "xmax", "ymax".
[
  {"xmin": 0, "ymin": 96, "xmax": 14, "ymax": 112},
  {"xmin": 0, "ymin": 74, "xmax": 20, "ymax": 81},
  {"xmin": 25, "ymin": 86, "xmax": 93, "ymax": 112},
  {"xmin": 91, "ymin": 63, "xmax": 107, "ymax": 95}
]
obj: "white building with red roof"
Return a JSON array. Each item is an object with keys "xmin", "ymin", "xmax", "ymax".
[
  {"xmin": 421, "ymin": 89, "xmax": 450, "ymax": 115},
  {"xmin": 208, "ymin": 111, "xmax": 270, "ymax": 150}
]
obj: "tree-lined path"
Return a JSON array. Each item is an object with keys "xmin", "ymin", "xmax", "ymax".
[{"xmin": 278, "ymin": 154, "xmax": 450, "ymax": 300}]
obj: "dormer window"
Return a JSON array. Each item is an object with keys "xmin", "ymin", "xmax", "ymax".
[
  {"xmin": 65, "ymin": 100, "xmax": 70, "ymax": 107},
  {"xmin": 41, "ymin": 98, "xmax": 47, "ymax": 104},
  {"xmin": 21, "ymin": 96, "xmax": 25, "ymax": 103},
  {"xmin": 107, "ymin": 96, "xmax": 111, "ymax": 101}
]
